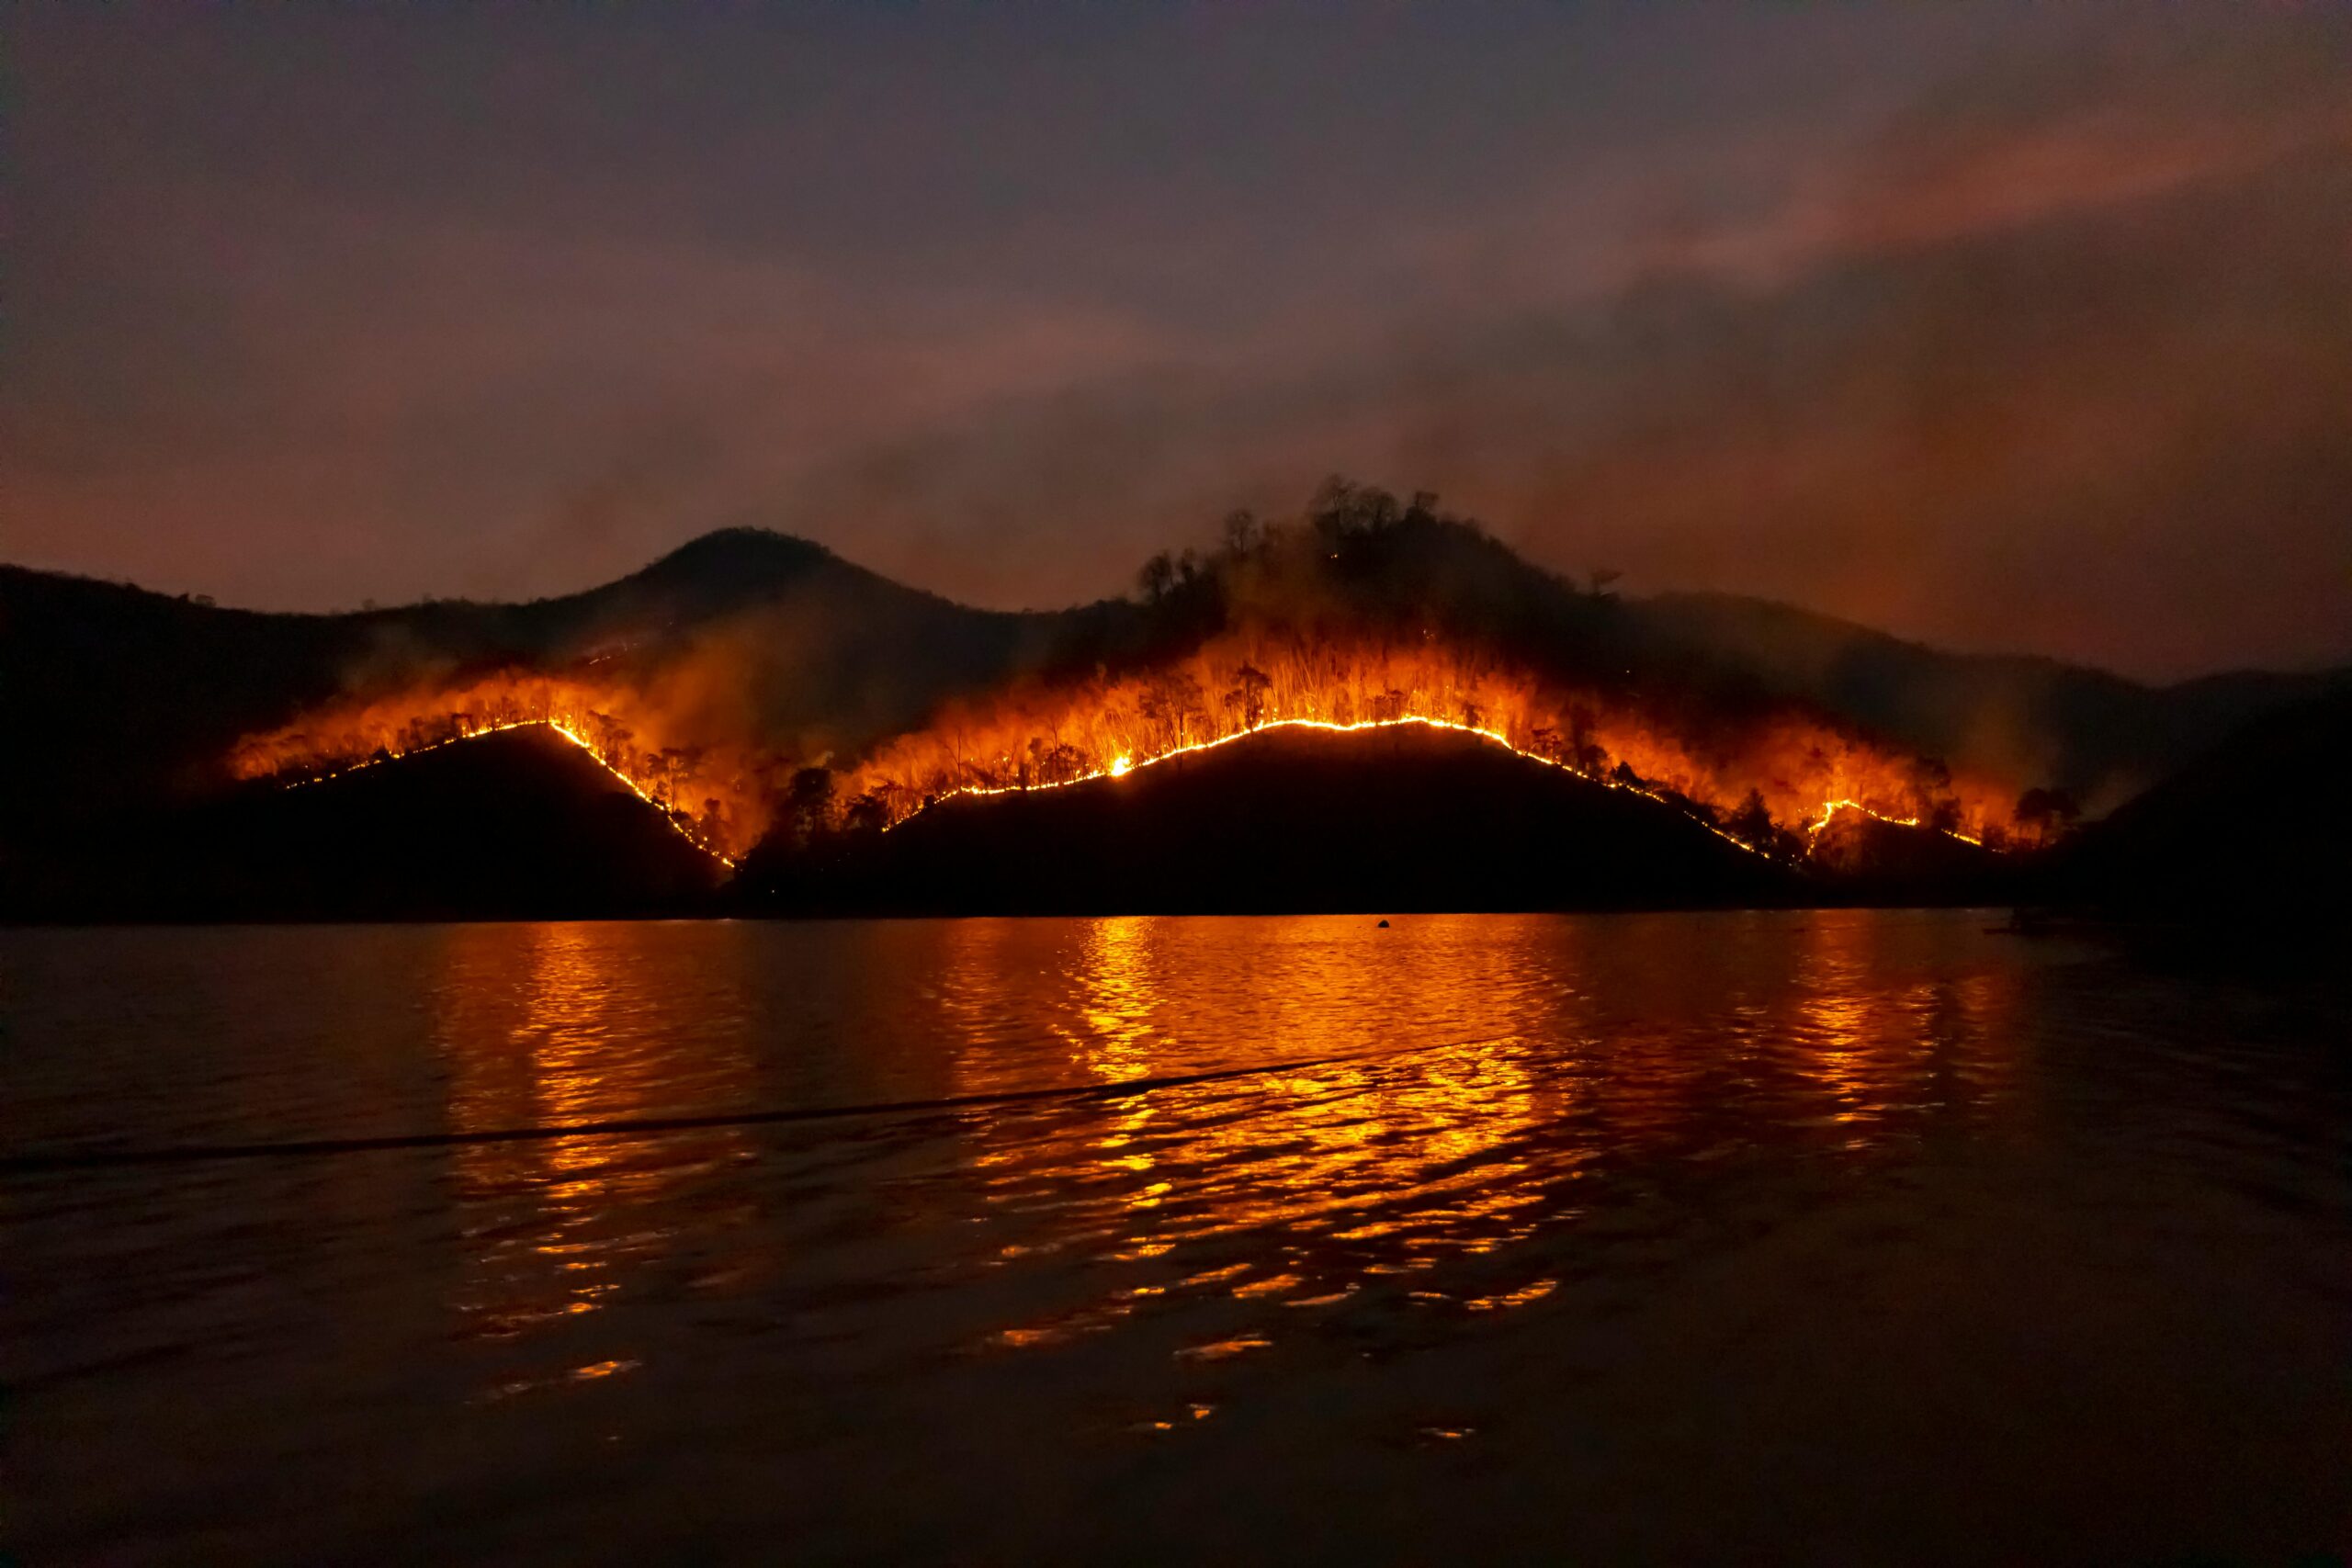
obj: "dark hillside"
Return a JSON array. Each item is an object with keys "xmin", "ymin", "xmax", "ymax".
[
  {"xmin": 1628, "ymin": 592, "xmax": 2346, "ymax": 812},
  {"xmin": 0, "ymin": 533, "xmax": 1052, "ymax": 849},
  {"xmin": 8, "ymin": 496, "xmax": 2337, "ymax": 882},
  {"xmin": 2037, "ymin": 686, "xmax": 2352, "ymax": 924},
  {"xmin": 742, "ymin": 724, "xmax": 1799, "ymax": 917},
  {"xmin": 5, "ymin": 728, "xmax": 724, "ymax": 922}
]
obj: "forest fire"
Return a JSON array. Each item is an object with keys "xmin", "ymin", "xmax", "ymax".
[
  {"xmin": 833, "ymin": 635, "xmax": 2020, "ymax": 858},
  {"xmin": 229, "ymin": 633, "xmax": 2022, "ymax": 875},
  {"xmin": 228, "ymin": 672, "xmax": 762, "ymax": 863},
  {"xmin": 1806, "ymin": 798, "xmax": 1986, "ymax": 849},
  {"xmin": 907, "ymin": 715, "xmax": 1778, "ymax": 855},
  {"xmin": 218, "ymin": 486, "xmax": 2073, "ymax": 875},
  {"xmin": 289, "ymin": 718, "xmax": 738, "ymax": 867}
]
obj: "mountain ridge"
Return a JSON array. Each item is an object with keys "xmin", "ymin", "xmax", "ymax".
[{"xmin": 8, "ymin": 513, "xmax": 2344, "ymax": 867}]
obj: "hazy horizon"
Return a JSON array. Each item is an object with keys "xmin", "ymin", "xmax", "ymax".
[{"xmin": 8, "ymin": 3, "xmax": 2349, "ymax": 681}]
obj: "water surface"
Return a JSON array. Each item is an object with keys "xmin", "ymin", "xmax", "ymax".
[{"xmin": 6, "ymin": 913, "xmax": 2347, "ymax": 1562}]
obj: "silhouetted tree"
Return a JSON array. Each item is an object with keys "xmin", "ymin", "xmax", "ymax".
[
  {"xmin": 1729, "ymin": 788, "xmax": 1774, "ymax": 847},
  {"xmin": 1568, "ymin": 706, "xmax": 1608, "ymax": 775},
  {"xmin": 1232, "ymin": 664, "xmax": 1273, "ymax": 728},
  {"xmin": 786, "ymin": 766, "xmax": 835, "ymax": 845},
  {"xmin": 2015, "ymin": 786, "xmax": 2081, "ymax": 845},
  {"xmin": 1139, "ymin": 669, "xmax": 1207, "ymax": 746},
  {"xmin": 1137, "ymin": 552, "xmax": 1175, "ymax": 603},
  {"xmin": 1907, "ymin": 756, "xmax": 1952, "ymax": 816},
  {"xmin": 842, "ymin": 792, "xmax": 889, "ymax": 836},
  {"xmin": 656, "ymin": 747, "xmax": 690, "ymax": 807}
]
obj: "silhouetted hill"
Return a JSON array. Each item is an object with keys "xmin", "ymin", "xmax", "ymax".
[
  {"xmin": 1628, "ymin": 592, "xmax": 2346, "ymax": 812},
  {"xmin": 9, "ymin": 498, "xmax": 2341, "ymax": 878},
  {"xmin": 2037, "ymin": 687, "xmax": 2352, "ymax": 924},
  {"xmin": 1804, "ymin": 811, "xmax": 2010, "ymax": 907},
  {"xmin": 740, "ymin": 724, "xmax": 1800, "ymax": 916},
  {"xmin": 0, "ymin": 534, "xmax": 1056, "ymax": 847},
  {"xmin": 4, "ymin": 728, "xmax": 723, "ymax": 922}
]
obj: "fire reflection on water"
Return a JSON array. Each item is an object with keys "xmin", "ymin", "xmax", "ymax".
[
  {"xmin": 433, "ymin": 923, "xmax": 758, "ymax": 1393},
  {"xmin": 917, "ymin": 913, "xmax": 2023, "ymax": 1353},
  {"xmin": 414, "ymin": 913, "xmax": 2026, "ymax": 1383},
  {"xmin": 1071, "ymin": 916, "xmax": 1159, "ymax": 1085},
  {"xmin": 926, "ymin": 919, "xmax": 1574, "ymax": 1345}
]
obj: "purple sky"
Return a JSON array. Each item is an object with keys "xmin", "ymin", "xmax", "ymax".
[{"xmin": 7, "ymin": 3, "xmax": 2349, "ymax": 679}]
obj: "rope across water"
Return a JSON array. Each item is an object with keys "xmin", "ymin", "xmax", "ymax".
[{"xmin": 0, "ymin": 1036, "xmax": 1479, "ymax": 1175}]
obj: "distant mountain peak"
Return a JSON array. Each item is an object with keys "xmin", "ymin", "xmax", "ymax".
[{"xmin": 636, "ymin": 527, "xmax": 842, "ymax": 582}]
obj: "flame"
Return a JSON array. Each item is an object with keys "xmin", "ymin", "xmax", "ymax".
[
  {"xmin": 915, "ymin": 714, "xmax": 1777, "ymax": 856},
  {"xmin": 837, "ymin": 633, "xmax": 2014, "ymax": 854},
  {"xmin": 229, "ymin": 630, "xmax": 2015, "ymax": 873},
  {"xmin": 229, "ymin": 672, "xmax": 754, "ymax": 864},
  {"xmin": 1804, "ymin": 797, "xmax": 1984, "ymax": 849}
]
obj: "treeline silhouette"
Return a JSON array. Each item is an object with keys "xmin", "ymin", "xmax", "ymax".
[
  {"xmin": 733, "ymin": 722, "xmax": 2024, "ymax": 918},
  {"xmin": 6, "ymin": 479, "xmax": 2340, "ymax": 923}
]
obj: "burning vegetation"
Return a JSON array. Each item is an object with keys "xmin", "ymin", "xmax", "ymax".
[
  {"xmin": 226, "ymin": 483, "xmax": 2075, "ymax": 880},
  {"xmin": 830, "ymin": 634, "xmax": 2013, "ymax": 861},
  {"xmin": 820, "ymin": 485, "xmax": 2041, "ymax": 863},
  {"xmin": 226, "ymin": 671, "xmax": 772, "ymax": 863}
]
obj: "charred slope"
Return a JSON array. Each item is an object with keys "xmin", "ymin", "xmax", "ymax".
[
  {"xmin": 745, "ymin": 725, "xmax": 1799, "ymax": 916},
  {"xmin": 5, "ymin": 728, "xmax": 723, "ymax": 923},
  {"xmin": 2037, "ymin": 687, "xmax": 2352, "ymax": 924}
]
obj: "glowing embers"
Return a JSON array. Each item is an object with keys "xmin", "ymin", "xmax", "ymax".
[
  {"xmin": 298, "ymin": 717, "xmax": 737, "ymax": 867},
  {"xmin": 837, "ymin": 634, "xmax": 2019, "ymax": 854},
  {"xmin": 1804, "ymin": 797, "xmax": 1985, "ymax": 852},
  {"xmin": 885, "ymin": 713, "xmax": 1981, "ymax": 863},
  {"xmin": 238, "ymin": 676, "xmax": 744, "ymax": 865}
]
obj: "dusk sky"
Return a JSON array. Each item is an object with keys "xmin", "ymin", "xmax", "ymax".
[{"xmin": 7, "ymin": 3, "xmax": 2348, "ymax": 680}]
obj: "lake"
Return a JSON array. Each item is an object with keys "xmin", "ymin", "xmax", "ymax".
[{"xmin": 5, "ymin": 912, "xmax": 2347, "ymax": 1563}]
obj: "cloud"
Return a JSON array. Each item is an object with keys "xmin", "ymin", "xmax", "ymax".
[
  {"xmin": 6, "ymin": 4, "xmax": 2347, "ymax": 679},
  {"xmin": 744, "ymin": 14, "xmax": 2352, "ymax": 676}
]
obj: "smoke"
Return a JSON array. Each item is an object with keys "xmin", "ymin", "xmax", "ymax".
[
  {"xmin": 12, "ymin": 6, "xmax": 2348, "ymax": 681},
  {"xmin": 757, "ymin": 13, "xmax": 2352, "ymax": 678}
]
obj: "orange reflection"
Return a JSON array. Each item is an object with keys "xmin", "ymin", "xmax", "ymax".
[
  {"xmin": 931, "ymin": 912, "xmax": 2024, "ymax": 1355},
  {"xmin": 1800, "ymin": 913, "xmax": 1883, "ymax": 1124},
  {"xmin": 433, "ymin": 922, "xmax": 759, "ymax": 1390},
  {"xmin": 936, "ymin": 917, "xmax": 1572, "ymax": 1345},
  {"xmin": 1071, "ymin": 915, "xmax": 1158, "ymax": 1085}
]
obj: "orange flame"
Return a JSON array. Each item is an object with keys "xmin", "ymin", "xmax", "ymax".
[
  {"xmin": 227, "ymin": 671, "xmax": 763, "ymax": 863},
  {"xmin": 229, "ymin": 631, "xmax": 2018, "ymax": 870},
  {"xmin": 837, "ymin": 633, "xmax": 2013, "ymax": 852}
]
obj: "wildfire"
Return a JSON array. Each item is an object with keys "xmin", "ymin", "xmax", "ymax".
[
  {"xmin": 834, "ymin": 633, "xmax": 2018, "ymax": 857},
  {"xmin": 917, "ymin": 714, "xmax": 1782, "ymax": 855},
  {"xmin": 289, "ymin": 718, "xmax": 738, "ymax": 867},
  {"xmin": 1804, "ymin": 798, "xmax": 1985, "ymax": 849},
  {"xmin": 229, "ymin": 632, "xmax": 2020, "ymax": 874},
  {"xmin": 229, "ymin": 672, "xmax": 760, "ymax": 863}
]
